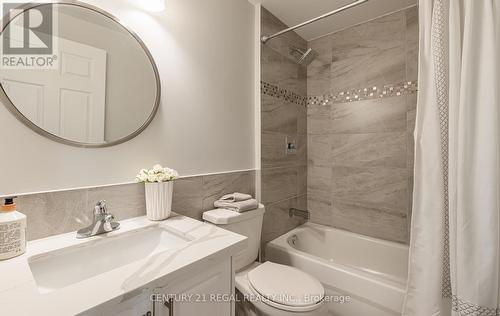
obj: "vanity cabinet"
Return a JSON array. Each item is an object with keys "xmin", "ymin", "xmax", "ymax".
[
  {"xmin": 154, "ymin": 258, "xmax": 232, "ymax": 316},
  {"xmin": 83, "ymin": 258, "xmax": 233, "ymax": 316},
  {"xmin": 81, "ymin": 289, "xmax": 155, "ymax": 316}
]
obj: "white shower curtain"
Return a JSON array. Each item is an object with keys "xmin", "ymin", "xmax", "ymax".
[{"xmin": 404, "ymin": 1, "xmax": 500, "ymax": 315}]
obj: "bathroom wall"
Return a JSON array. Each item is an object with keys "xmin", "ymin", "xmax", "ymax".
[
  {"xmin": 260, "ymin": 8, "xmax": 307, "ymax": 250},
  {"xmin": 0, "ymin": 0, "xmax": 260, "ymax": 241},
  {"xmin": 18, "ymin": 170, "xmax": 255, "ymax": 241},
  {"xmin": 0, "ymin": 0, "xmax": 256, "ymax": 195},
  {"xmin": 307, "ymin": 7, "xmax": 418, "ymax": 243}
]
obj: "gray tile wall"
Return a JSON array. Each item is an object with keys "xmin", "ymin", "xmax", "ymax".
[
  {"xmin": 261, "ymin": 8, "xmax": 308, "ymax": 251},
  {"xmin": 307, "ymin": 7, "xmax": 418, "ymax": 244},
  {"xmin": 17, "ymin": 170, "xmax": 255, "ymax": 241}
]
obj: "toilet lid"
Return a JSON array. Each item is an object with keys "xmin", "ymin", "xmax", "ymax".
[{"xmin": 247, "ymin": 262, "xmax": 324, "ymax": 309}]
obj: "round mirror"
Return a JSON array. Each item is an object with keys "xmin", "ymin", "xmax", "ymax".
[{"xmin": 0, "ymin": 2, "xmax": 160, "ymax": 147}]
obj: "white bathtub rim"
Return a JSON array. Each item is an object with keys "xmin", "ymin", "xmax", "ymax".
[
  {"xmin": 266, "ymin": 238, "xmax": 405, "ymax": 292},
  {"xmin": 265, "ymin": 223, "xmax": 409, "ymax": 314},
  {"xmin": 265, "ymin": 242, "xmax": 405, "ymax": 313},
  {"xmin": 268, "ymin": 222, "xmax": 408, "ymax": 288},
  {"xmin": 291, "ymin": 222, "xmax": 408, "ymax": 251}
]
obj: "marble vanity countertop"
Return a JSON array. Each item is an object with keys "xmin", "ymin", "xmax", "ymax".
[{"xmin": 0, "ymin": 213, "xmax": 247, "ymax": 315}]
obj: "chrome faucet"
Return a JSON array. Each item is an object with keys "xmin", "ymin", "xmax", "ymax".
[{"xmin": 76, "ymin": 200, "xmax": 120, "ymax": 238}]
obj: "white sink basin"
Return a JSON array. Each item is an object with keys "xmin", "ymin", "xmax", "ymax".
[{"xmin": 28, "ymin": 226, "xmax": 192, "ymax": 293}]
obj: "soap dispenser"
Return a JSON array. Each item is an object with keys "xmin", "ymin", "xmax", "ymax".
[{"xmin": 0, "ymin": 197, "xmax": 26, "ymax": 260}]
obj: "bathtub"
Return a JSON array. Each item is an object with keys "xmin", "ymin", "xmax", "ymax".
[{"xmin": 265, "ymin": 222, "xmax": 409, "ymax": 316}]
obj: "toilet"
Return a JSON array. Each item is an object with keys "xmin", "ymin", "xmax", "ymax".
[{"xmin": 203, "ymin": 205, "xmax": 327, "ymax": 316}]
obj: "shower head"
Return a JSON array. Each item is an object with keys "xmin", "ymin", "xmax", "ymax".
[{"xmin": 289, "ymin": 47, "xmax": 318, "ymax": 65}]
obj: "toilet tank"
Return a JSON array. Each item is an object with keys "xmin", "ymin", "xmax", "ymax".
[{"xmin": 203, "ymin": 205, "xmax": 265, "ymax": 271}]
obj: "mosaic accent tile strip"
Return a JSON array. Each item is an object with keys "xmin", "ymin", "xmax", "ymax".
[
  {"xmin": 307, "ymin": 81, "xmax": 418, "ymax": 107},
  {"xmin": 261, "ymin": 81, "xmax": 307, "ymax": 107}
]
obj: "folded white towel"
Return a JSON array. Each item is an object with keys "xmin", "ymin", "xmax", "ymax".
[
  {"xmin": 219, "ymin": 192, "xmax": 253, "ymax": 202},
  {"xmin": 214, "ymin": 198, "xmax": 259, "ymax": 213}
]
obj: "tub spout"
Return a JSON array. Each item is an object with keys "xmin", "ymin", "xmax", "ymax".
[{"xmin": 289, "ymin": 208, "xmax": 310, "ymax": 220}]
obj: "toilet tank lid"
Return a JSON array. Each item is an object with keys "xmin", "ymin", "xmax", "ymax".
[{"xmin": 203, "ymin": 204, "xmax": 265, "ymax": 225}]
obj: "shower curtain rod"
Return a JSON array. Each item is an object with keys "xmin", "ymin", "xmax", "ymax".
[{"xmin": 261, "ymin": 0, "xmax": 369, "ymax": 43}]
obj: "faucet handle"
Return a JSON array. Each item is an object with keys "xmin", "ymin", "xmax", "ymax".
[{"xmin": 94, "ymin": 200, "xmax": 108, "ymax": 215}]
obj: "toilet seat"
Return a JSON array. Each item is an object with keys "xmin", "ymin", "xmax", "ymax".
[{"xmin": 247, "ymin": 262, "xmax": 325, "ymax": 312}]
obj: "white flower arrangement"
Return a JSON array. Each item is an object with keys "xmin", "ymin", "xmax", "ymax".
[{"xmin": 136, "ymin": 164, "xmax": 179, "ymax": 183}]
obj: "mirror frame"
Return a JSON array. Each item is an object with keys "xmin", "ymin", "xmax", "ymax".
[{"xmin": 0, "ymin": 1, "xmax": 161, "ymax": 148}]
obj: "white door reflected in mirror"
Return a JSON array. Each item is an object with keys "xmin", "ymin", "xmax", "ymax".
[
  {"xmin": 2, "ymin": 38, "xmax": 107, "ymax": 143},
  {"xmin": 0, "ymin": 3, "xmax": 160, "ymax": 147}
]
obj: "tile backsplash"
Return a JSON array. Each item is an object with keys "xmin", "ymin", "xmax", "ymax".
[{"xmin": 17, "ymin": 170, "xmax": 255, "ymax": 241}]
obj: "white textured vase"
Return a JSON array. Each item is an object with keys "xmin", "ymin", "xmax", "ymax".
[{"xmin": 145, "ymin": 182, "xmax": 173, "ymax": 221}]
